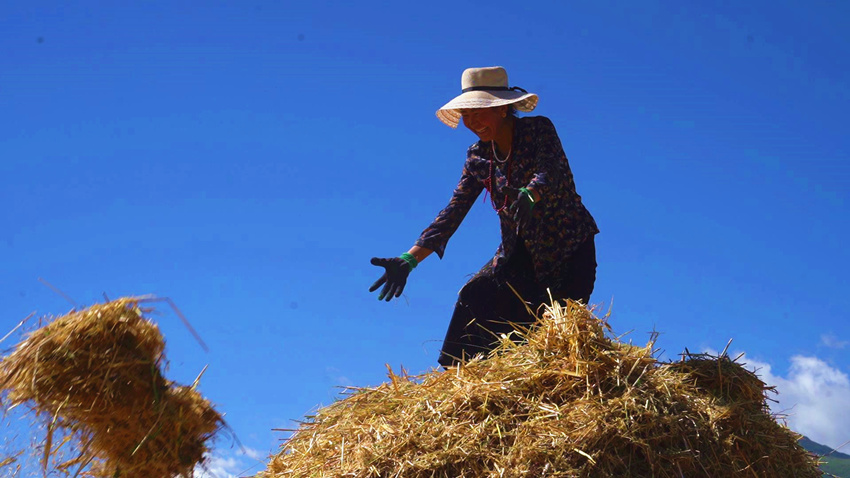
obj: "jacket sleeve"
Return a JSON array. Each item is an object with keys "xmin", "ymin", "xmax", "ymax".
[
  {"xmin": 415, "ymin": 156, "xmax": 483, "ymax": 259},
  {"xmin": 526, "ymin": 117, "xmax": 568, "ymax": 199}
]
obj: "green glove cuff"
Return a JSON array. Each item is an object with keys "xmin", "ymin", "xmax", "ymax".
[
  {"xmin": 399, "ymin": 252, "xmax": 418, "ymax": 271},
  {"xmin": 519, "ymin": 187, "xmax": 536, "ymax": 210}
]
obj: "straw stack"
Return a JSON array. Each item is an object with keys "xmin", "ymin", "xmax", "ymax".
[
  {"xmin": 0, "ymin": 297, "xmax": 222, "ymax": 477},
  {"xmin": 261, "ymin": 300, "xmax": 821, "ymax": 477}
]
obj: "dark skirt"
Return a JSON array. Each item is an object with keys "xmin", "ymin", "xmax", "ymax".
[{"xmin": 437, "ymin": 236, "xmax": 597, "ymax": 367}]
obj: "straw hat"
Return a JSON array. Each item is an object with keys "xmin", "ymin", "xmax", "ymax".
[{"xmin": 436, "ymin": 66, "xmax": 538, "ymax": 128}]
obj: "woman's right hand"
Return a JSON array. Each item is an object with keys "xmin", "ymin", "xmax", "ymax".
[{"xmin": 369, "ymin": 257, "xmax": 412, "ymax": 301}]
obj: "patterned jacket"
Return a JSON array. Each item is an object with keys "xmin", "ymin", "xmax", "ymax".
[{"xmin": 416, "ymin": 115, "xmax": 599, "ymax": 284}]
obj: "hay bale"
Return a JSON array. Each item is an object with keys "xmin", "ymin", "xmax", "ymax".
[
  {"xmin": 260, "ymin": 301, "xmax": 821, "ymax": 477},
  {"xmin": 0, "ymin": 297, "xmax": 223, "ymax": 477}
]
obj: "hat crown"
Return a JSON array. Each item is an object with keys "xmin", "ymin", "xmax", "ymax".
[
  {"xmin": 437, "ymin": 66, "xmax": 537, "ymax": 128},
  {"xmin": 461, "ymin": 66, "xmax": 508, "ymax": 90}
]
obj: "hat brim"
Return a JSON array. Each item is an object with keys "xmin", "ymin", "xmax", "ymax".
[{"xmin": 436, "ymin": 90, "xmax": 538, "ymax": 128}]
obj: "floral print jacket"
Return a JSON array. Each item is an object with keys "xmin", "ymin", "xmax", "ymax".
[{"xmin": 415, "ymin": 115, "xmax": 599, "ymax": 284}]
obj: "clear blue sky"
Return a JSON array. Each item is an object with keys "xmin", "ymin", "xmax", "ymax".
[{"xmin": 2, "ymin": 1, "xmax": 848, "ymax": 475}]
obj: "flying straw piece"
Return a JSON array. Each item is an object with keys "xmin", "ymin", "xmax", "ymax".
[{"xmin": 0, "ymin": 313, "xmax": 34, "ymax": 347}]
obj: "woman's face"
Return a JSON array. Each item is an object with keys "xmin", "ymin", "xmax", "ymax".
[{"xmin": 461, "ymin": 106, "xmax": 508, "ymax": 142}]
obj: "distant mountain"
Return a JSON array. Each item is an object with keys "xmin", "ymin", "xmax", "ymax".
[
  {"xmin": 801, "ymin": 436, "xmax": 850, "ymax": 460},
  {"xmin": 799, "ymin": 436, "xmax": 850, "ymax": 477}
]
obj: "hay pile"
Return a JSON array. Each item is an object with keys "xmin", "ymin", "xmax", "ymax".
[
  {"xmin": 261, "ymin": 301, "xmax": 821, "ymax": 477},
  {"xmin": 0, "ymin": 297, "xmax": 222, "ymax": 477}
]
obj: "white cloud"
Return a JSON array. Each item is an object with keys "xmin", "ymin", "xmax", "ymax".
[
  {"xmin": 195, "ymin": 448, "xmax": 267, "ymax": 478},
  {"xmin": 196, "ymin": 454, "xmax": 241, "ymax": 478},
  {"xmin": 324, "ymin": 366, "xmax": 353, "ymax": 387},
  {"xmin": 744, "ymin": 354, "xmax": 850, "ymax": 451},
  {"xmin": 239, "ymin": 446, "xmax": 265, "ymax": 461},
  {"xmin": 820, "ymin": 333, "xmax": 848, "ymax": 349}
]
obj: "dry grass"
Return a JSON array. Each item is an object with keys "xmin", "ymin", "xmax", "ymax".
[
  {"xmin": 260, "ymin": 300, "xmax": 821, "ymax": 478},
  {"xmin": 0, "ymin": 297, "xmax": 222, "ymax": 477}
]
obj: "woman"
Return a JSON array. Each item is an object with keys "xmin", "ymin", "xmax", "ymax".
[{"xmin": 370, "ymin": 66, "xmax": 599, "ymax": 368}]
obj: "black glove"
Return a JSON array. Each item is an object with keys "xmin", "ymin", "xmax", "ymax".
[
  {"xmin": 511, "ymin": 188, "xmax": 536, "ymax": 230},
  {"xmin": 369, "ymin": 257, "xmax": 412, "ymax": 301}
]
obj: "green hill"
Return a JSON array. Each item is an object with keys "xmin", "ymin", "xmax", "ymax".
[
  {"xmin": 819, "ymin": 456, "xmax": 850, "ymax": 478},
  {"xmin": 801, "ymin": 437, "xmax": 850, "ymax": 460},
  {"xmin": 799, "ymin": 436, "xmax": 850, "ymax": 477}
]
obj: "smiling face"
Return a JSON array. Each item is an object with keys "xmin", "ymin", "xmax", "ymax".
[{"xmin": 460, "ymin": 106, "xmax": 510, "ymax": 142}]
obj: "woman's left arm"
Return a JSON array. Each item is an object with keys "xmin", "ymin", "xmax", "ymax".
[{"xmin": 524, "ymin": 187, "xmax": 541, "ymax": 202}]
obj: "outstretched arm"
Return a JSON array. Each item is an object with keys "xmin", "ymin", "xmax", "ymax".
[
  {"xmin": 370, "ymin": 152, "xmax": 482, "ymax": 302},
  {"xmin": 406, "ymin": 245, "xmax": 433, "ymax": 264}
]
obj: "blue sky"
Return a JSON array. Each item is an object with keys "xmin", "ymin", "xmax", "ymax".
[{"xmin": 1, "ymin": 1, "xmax": 848, "ymax": 475}]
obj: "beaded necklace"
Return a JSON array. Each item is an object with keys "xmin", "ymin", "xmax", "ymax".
[{"xmin": 482, "ymin": 140, "xmax": 512, "ymax": 213}]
